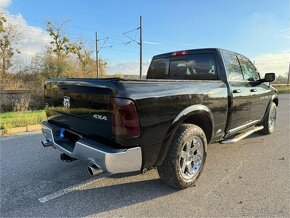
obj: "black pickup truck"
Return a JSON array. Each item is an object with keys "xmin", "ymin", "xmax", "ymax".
[{"xmin": 41, "ymin": 48, "xmax": 278, "ymax": 189}]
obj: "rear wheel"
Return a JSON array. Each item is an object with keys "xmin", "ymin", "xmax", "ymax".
[
  {"xmin": 157, "ymin": 124, "xmax": 207, "ymax": 189},
  {"xmin": 260, "ymin": 102, "xmax": 277, "ymax": 135}
]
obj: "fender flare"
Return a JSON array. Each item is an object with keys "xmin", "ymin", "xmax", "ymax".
[
  {"xmin": 172, "ymin": 104, "xmax": 214, "ymax": 126},
  {"xmin": 154, "ymin": 104, "xmax": 214, "ymax": 166},
  {"xmin": 271, "ymin": 93, "xmax": 278, "ymax": 106},
  {"xmin": 261, "ymin": 94, "xmax": 278, "ymax": 123}
]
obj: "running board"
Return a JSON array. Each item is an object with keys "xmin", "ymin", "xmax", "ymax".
[{"xmin": 220, "ymin": 126, "xmax": 264, "ymax": 144}]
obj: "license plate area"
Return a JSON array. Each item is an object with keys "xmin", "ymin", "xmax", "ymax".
[{"xmin": 54, "ymin": 128, "xmax": 82, "ymax": 152}]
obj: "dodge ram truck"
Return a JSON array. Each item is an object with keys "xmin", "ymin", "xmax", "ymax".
[{"xmin": 41, "ymin": 48, "xmax": 278, "ymax": 189}]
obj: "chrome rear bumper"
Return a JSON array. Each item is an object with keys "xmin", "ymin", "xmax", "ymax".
[{"xmin": 41, "ymin": 121, "xmax": 142, "ymax": 174}]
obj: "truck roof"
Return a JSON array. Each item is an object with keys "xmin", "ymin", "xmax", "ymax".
[{"xmin": 152, "ymin": 48, "xmax": 241, "ymax": 59}]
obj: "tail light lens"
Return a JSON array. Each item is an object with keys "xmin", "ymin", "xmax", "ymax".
[{"xmin": 110, "ymin": 98, "xmax": 140, "ymax": 138}]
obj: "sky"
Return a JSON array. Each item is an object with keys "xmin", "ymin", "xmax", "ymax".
[{"xmin": 1, "ymin": 0, "xmax": 290, "ymax": 76}]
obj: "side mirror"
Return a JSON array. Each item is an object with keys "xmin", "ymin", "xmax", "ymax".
[{"xmin": 264, "ymin": 73, "xmax": 276, "ymax": 82}]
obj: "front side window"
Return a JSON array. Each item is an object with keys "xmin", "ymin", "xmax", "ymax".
[
  {"xmin": 222, "ymin": 51, "xmax": 243, "ymax": 81},
  {"xmin": 238, "ymin": 56, "xmax": 260, "ymax": 81}
]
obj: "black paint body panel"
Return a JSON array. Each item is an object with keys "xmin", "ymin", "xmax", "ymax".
[{"xmin": 44, "ymin": 48, "xmax": 277, "ymax": 169}]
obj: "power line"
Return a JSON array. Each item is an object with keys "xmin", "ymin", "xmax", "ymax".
[
  {"xmin": 6, "ymin": 15, "xmax": 162, "ymax": 71},
  {"xmin": 122, "ymin": 16, "xmax": 142, "ymax": 78},
  {"xmin": 10, "ymin": 27, "xmax": 197, "ymax": 53},
  {"xmin": 13, "ymin": 27, "xmax": 164, "ymax": 51},
  {"xmin": 18, "ymin": 16, "xmax": 128, "ymax": 36},
  {"xmin": 11, "ymin": 29, "xmax": 290, "ymax": 62},
  {"xmin": 99, "ymin": 37, "xmax": 113, "ymax": 50},
  {"xmin": 19, "ymin": 16, "xmax": 174, "ymax": 47},
  {"xmin": 123, "ymin": 28, "xmax": 140, "ymax": 45},
  {"xmin": 95, "ymin": 32, "xmax": 113, "ymax": 77}
]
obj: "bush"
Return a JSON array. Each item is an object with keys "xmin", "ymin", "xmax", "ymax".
[{"xmin": 0, "ymin": 91, "xmax": 31, "ymax": 112}]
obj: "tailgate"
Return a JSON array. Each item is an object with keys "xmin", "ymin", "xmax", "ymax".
[{"xmin": 44, "ymin": 79, "xmax": 114, "ymax": 141}]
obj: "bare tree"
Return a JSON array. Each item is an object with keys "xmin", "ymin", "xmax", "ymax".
[
  {"xmin": 46, "ymin": 19, "xmax": 71, "ymax": 77},
  {"xmin": 67, "ymin": 40, "xmax": 93, "ymax": 74},
  {"xmin": 0, "ymin": 12, "xmax": 20, "ymax": 78}
]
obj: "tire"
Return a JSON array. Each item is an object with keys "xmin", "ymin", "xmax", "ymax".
[
  {"xmin": 260, "ymin": 102, "xmax": 277, "ymax": 135},
  {"xmin": 157, "ymin": 124, "xmax": 207, "ymax": 190}
]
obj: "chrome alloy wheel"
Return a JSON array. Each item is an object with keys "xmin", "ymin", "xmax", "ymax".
[
  {"xmin": 179, "ymin": 136, "xmax": 204, "ymax": 180},
  {"xmin": 268, "ymin": 105, "xmax": 277, "ymax": 130}
]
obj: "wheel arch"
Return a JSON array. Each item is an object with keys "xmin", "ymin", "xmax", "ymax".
[
  {"xmin": 273, "ymin": 97, "xmax": 278, "ymax": 106},
  {"xmin": 261, "ymin": 94, "xmax": 278, "ymax": 124},
  {"xmin": 154, "ymin": 105, "xmax": 214, "ymax": 166}
]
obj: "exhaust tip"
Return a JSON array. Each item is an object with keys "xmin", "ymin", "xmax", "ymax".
[
  {"xmin": 88, "ymin": 166, "xmax": 94, "ymax": 176},
  {"xmin": 88, "ymin": 165, "xmax": 103, "ymax": 176}
]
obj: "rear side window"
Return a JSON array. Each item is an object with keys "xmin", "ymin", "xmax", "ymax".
[
  {"xmin": 147, "ymin": 59, "xmax": 169, "ymax": 79},
  {"xmin": 147, "ymin": 54, "xmax": 217, "ymax": 80},
  {"xmin": 169, "ymin": 54, "xmax": 217, "ymax": 80},
  {"xmin": 222, "ymin": 52, "xmax": 243, "ymax": 81}
]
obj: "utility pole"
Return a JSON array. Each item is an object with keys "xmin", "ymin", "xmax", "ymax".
[
  {"xmin": 287, "ymin": 62, "xmax": 290, "ymax": 86},
  {"xmin": 95, "ymin": 32, "xmax": 99, "ymax": 78},
  {"xmin": 139, "ymin": 16, "xmax": 142, "ymax": 79},
  {"xmin": 123, "ymin": 16, "xmax": 143, "ymax": 78}
]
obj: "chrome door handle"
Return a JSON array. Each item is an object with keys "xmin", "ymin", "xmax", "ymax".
[
  {"xmin": 250, "ymin": 89, "xmax": 257, "ymax": 92},
  {"xmin": 233, "ymin": 89, "xmax": 241, "ymax": 93}
]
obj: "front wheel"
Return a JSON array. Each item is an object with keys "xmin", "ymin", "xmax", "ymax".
[
  {"xmin": 157, "ymin": 124, "xmax": 207, "ymax": 190},
  {"xmin": 260, "ymin": 102, "xmax": 277, "ymax": 135}
]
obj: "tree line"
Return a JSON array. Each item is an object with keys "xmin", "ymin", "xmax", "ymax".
[
  {"xmin": 0, "ymin": 12, "xmax": 109, "ymax": 111},
  {"xmin": 0, "ymin": 12, "xmax": 106, "ymax": 91},
  {"xmin": 0, "ymin": 12, "xmax": 289, "ymax": 111}
]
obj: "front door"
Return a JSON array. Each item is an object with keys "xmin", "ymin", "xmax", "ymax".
[
  {"xmin": 238, "ymin": 56, "xmax": 271, "ymax": 122},
  {"xmin": 222, "ymin": 51, "xmax": 251, "ymax": 130}
]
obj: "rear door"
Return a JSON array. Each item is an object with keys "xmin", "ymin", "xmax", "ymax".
[
  {"xmin": 238, "ymin": 56, "xmax": 272, "ymax": 121},
  {"xmin": 222, "ymin": 51, "xmax": 251, "ymax": 130}
]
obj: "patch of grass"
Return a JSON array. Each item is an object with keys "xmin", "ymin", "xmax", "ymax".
[
  {"xmin": 0, "ymin": 110, "xmax": 46, "ymax": 131},
  {"xmin": 273, "ymin": 85, "xmax": 290, "ymax": 93}
]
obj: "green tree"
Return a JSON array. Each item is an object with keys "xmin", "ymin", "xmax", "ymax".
[
  {"xmin": 68, "ymin": 40, "xmax": 107, "ymax": 77},
  {"xmin": 68, "ymin": 40, "xmax": 93, "ymax": 74}
]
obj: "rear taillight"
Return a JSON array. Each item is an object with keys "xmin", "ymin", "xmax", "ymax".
[{"xmin": 110, "ymin": 98, "xmax": 140, "ymax": 138}]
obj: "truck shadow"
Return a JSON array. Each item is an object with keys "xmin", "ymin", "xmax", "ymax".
[
  {"xmin": 244, "ymin": 132, "xmax": 267, "ymax": 140},
  {"xmin": 44, "ymin": 171, "xmax": 177, "ymax": 217}
]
